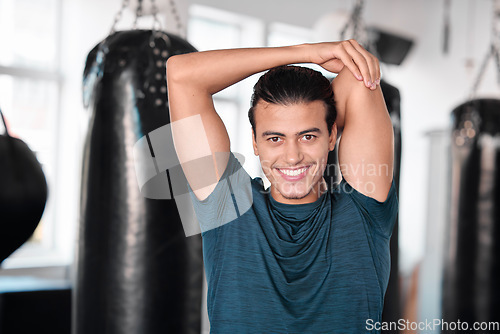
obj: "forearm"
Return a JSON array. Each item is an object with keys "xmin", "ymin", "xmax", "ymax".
[{"xmin": 166, "ymin": 44, "xmax": 312, "ymax": 95}]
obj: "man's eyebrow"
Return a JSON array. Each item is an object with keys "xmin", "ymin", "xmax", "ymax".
[
  {"xmin": 261, "ymin": 131, "xmax": 285, "ymax": 137},
  {"xmin": 262, "ymin": 128, "xmax": 321, "ymax": 137},
  {"xmin": 296, "ymin": 128, "xmax": 321, "ymax": 136},
  {"xmin": 261, "ymin": 128, "xmax": 322, "ymax": 138}
]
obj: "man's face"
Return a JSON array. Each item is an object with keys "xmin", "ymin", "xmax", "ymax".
[{"xmin": 252, "ymin": 100, "xmax": 337, "ymax": 204}]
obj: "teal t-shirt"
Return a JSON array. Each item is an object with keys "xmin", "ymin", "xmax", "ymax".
[{"xmin": 190, "ymin": 153, "xmax": 398, "ymax": 334}]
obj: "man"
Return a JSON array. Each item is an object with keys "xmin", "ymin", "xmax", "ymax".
[{"xmin": 167, "ymin": 40, "xmax": 398, "ymax": 333}]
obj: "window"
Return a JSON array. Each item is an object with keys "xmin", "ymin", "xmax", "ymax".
[
  {"xmin": 187, "ymin": 5, "xmax": 315, "ymax": 180},
  {"xmin": 0, "ymin": 0, "xmax": 64, "ymax": 268},
  {"xmin": 268, "ymin": 22, "xmax": 333, "ymax": 78},
  {"xmin": 187, "ymin": 5, "xmax": 265, "ymax": 177}
]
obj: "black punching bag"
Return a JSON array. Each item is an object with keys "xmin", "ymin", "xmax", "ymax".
[
  {"xmin": 442, "ymin": 98, "xmax": 500, "ymax": 331},
  {"xmin": 0, "ymin": 108, "xmax": 48, "ymax": 263},
  {"xmin": 75, "ymin": 30, "xmax": 202, "ymax": 334}
]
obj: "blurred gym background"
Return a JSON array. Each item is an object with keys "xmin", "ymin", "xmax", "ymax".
[{"xmin": 0, "ymin": 0, "xmax": 499, "ymax": 333}]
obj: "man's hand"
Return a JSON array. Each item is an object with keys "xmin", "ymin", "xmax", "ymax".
[{"xmin": 309, "ymin": 40, "xmax": 380, "ymax": 90}]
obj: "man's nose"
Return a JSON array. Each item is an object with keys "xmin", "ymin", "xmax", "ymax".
[{"xmin": 284, "ymin": 140, "xmax": 303, "ymax": 165}]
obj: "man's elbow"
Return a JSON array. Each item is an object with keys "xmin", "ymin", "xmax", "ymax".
[
  {"xmin": 166, "ymin": 54, "xmax": 190, "ymax": 84},
  {"xmin": 333, "ymin": 67, "xmax": 364, "ymax": 88}
]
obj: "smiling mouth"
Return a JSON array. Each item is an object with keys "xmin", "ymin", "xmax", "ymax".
[{"xmin": 276, "ymin": 166, "xmax": 310, "ymax": 177}]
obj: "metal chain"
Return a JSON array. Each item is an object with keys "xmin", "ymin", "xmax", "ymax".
[
  {"xmin": 493, "ymin": 0, "xmax": 500, "ymax": 83},
  {"xmin": 470, "ymin": 46, "xmax": 494, "ymax": 99},
  {"xmin": 109, "ymin": 0, "xmax": 130, "ymax": 35},
  {"xmin": 169, "ymin": 0, "xmax": 183, "ymax": 35},
  {"xmin": 109, "ymin": 0, "xmax": 183, "ymax": 36},
  {"xmin": 352, "ymin": 0, "xmax": 364, "ymax": 41},
  {"xmin": 148, "ymin": 0, "xmax": 164, "ymax": 48},
  {"xmin": 494, "ymin": 0, "xmax": 500, "ymax": 41},
  {"xmin": 340, "ymin": 0, "xmax": 364, "ymax": 42},
  {"xmin": 443, "ymin": 0, "xmax": 451, "ymax": 54},
  {"xmin": 470, "ymin": 0, "xmax": 500, "ymax": 98},
  {"xmin": 132, "ymin": 0, "xmax": 143, "ymax": 29},
  {"xmin": 0, "ymin": 107, "xmax": 9, "ymax": 136},
  {"xmin": 150, "ymin": 0, "xmax": 162, "ymax": 31}
]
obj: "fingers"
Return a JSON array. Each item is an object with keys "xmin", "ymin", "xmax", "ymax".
[
  {"xmin": 349, "ymin": 39, "xmax": 380, "ymax": 89},
  {"xmin": 332, "ymin": 46, "xmax": 363, "ymax": 81},
  {"xmin": 340, "ymin": 39, "xmax": 380, "ymax": 90}
]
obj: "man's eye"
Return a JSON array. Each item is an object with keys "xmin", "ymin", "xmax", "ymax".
[
  {"xmin": 302, "ymin": 134, "xmax": 315, "ymax": 141},
  {"xmin": 268, "ymin": 137, "xmax": 281, "ymax": 143}
]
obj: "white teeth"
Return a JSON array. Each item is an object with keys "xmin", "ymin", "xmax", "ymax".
[{"xmin": 279, "ymin": 167, "xmax": 307, "ymax": 176}]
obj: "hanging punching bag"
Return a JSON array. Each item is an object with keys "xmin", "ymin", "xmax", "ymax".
[
  {"xmin": 0, "ymin": 108, "xmax": 48, "ymax": 264},
  {"xmin": 75, "ymin": 30, "xmax": 202, "ymax": 334},
  {"xmin": 442, "ymin": 98, "xmax": 500, "ymax": 331}
]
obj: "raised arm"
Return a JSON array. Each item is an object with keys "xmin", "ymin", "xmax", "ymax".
[
  {"xmin": 332, "ymin": 51, "xmax": 394, "ymax": 202},
  {"xmin": 166, "ymin": 46, "xmax": 310, "ymax": 200},
  {"xmin": 166, "ymin": 41, "xmax": 379, "ymax": 200}
]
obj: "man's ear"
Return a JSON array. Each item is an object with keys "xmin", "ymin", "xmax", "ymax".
[
  {"xmin": 252, "ymin": 129, "xmax": 259, "ymax": 156},
  {"xmin": 329, "ymin": 123, "xmax": 338, "ymax": 151}
]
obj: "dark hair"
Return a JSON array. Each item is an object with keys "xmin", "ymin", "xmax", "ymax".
[{"xmin": 248, "ymin": 65, "xmax": 336, "ymax": 137}]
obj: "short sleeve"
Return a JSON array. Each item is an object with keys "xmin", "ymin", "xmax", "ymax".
[
  {"xmin": 339, "ymin": 177, "xmax": 399, "ymax": 238},
  {"xmin": 188, "ymin": 152, "xmax": 253, "ymax": 234}
]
